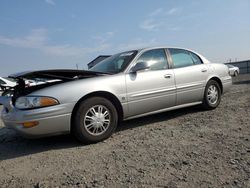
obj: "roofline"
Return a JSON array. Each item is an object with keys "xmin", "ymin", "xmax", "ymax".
[{"xmin": 135, "ymin": 46, "xmax": 211, "ymax": 64}]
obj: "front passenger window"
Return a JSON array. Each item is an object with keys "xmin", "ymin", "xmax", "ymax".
[{"xmin": 136, "ymin": 49, "xmax": 168, "ymax": 70}]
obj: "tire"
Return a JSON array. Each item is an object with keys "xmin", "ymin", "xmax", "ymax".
[
  {"xmin": 202, "ymin": 80, "xmax": 221, "ymax": 110},
  {"xmin": 234, "ymin": 71, "xmax": 238, "ymax": 77},
  {"xmin": 72, "ymin": 97, "xmax": 118, "ymax": 144}
]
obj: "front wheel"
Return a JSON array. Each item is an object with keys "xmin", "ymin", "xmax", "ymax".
[
  {"xmin": 72, "ymin": 97, "xmax": 118, "ymax": 144},
  {"xmin": 202, "ymin": 80, "xmax": 221, "ymax": 110}
]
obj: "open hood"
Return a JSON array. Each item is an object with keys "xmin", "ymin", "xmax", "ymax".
[
  {"xmin": 9, "ymin": 69, "xmax": 110, "ymax": 80},
  {"xmin": 5, "ymin": 69, "xmax": 109, "ymax": 101}
]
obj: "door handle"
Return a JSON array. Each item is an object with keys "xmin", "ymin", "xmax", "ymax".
[
  {"xmin": 164, "ymin": 74, "xmax": 172, "ymax": 78},
  {"xmin": 201, "ymin": 68, "xmax": 207, "ymax": 72}
]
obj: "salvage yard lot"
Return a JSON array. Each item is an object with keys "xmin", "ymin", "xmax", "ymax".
[{"xmin": 0, "ymin": 75, "xmax": 249, "ymax": 188}]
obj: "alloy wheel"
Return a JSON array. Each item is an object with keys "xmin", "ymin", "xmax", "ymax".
[
  {"xmin": 207, "ymin": 85, "xmax": 218, "ymax": 105},
  {"xmin": 83, "ymin": 105, "xmax": 111, "ymax": 136}
]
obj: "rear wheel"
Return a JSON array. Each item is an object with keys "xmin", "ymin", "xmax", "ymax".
[
  {"xmin": 202, "ymin": 80, "xmax": 221, "ymax": 110},
  {"xmin": 72, "ymin": 97, "xmax": 118, "ymax": 144},
  {"xmin": 234, "ymin": 71, "xmax": 238, "ymax": 76}
]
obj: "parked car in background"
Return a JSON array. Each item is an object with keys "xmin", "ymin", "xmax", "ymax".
[
  {"xmin": 0, "ymin": 77, "xmax": 17, "ymax": 89},
  {"xmin": 0, "ymin": 77, "xmax": 17, "ymax": 96},
  {"xmin": 1, "ymin": 74, "xmax": 62, "ymax": 96},
  {"xmin": 0, "ymin": 47, "xmax": 232, "ymax": 143},
  {"xmin": 226, "ymin": 64, "xmax": 240, "ymax": 76},
  {"xmin": 25, "ymin": 78, "xmax": 62, "ymax": 87}
]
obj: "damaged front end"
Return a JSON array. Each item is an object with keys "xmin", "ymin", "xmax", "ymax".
[
  {"xmin": 0, "ymin": 69, "xmax": 109, "ymax": 137},
  {"xmin": 0, "ymin": 69, "xmax": 109, "ymax": 106}
]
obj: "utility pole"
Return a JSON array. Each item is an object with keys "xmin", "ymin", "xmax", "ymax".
[{"xmin": 76, "ymin": 64, "xmax": 79, "ymax": 70}]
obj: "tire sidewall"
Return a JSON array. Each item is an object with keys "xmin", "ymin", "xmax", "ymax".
[
  {"xmin": 234, "ymin": 71, "xmax": 238, "ymax": 76},
  {"xmin": 203, "ymin": 80, "xmax": 221, "ymax": 109},
  {"xmin": 73, "ymin": 97, "xmax": 118, "ymax": 143}
]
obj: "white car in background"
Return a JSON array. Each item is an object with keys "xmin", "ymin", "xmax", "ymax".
[
  {"xmin": 226, "ymin": 64, "xmax": 240, "ymax": 76},
  {"xmin": 25, "ymin": 79, "xmax": 62, "ymax": 87},
  {"xmin": 0, "ymin": 77, "xmax": 17, "ymax": 89},
  {"xmin": 0, "ymin": 77, "xmax": 17, "ymax": 96},
  {"xmin": 0, "ymin": 74, "xmax": 61, "ymax": 96}
]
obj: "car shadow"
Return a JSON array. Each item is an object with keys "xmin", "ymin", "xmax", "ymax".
[
  {"xmin": 0, "ymin": 131, "xmax": 80, "ymax": 161},
  {"xmin": 0, "ymin": 105, "xmax": 202, "ymax": 161},
  {"xmin": 117, "ymin": 105, "xmax": 201, "ymax": 132}
]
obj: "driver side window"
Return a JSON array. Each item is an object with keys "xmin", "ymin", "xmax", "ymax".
[{"xmin": 136, "ymin": 49, "xmax": 168, "ymax": 71}]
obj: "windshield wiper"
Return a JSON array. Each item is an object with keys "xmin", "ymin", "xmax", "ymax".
[{"xmin": 88, "ymin": 70, "xmax": 114, "ymax": 75}]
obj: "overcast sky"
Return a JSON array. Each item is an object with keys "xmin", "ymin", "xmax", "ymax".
[{"xmin": 0, "ymin": 0, "xmax": 250, "ymax": 76}]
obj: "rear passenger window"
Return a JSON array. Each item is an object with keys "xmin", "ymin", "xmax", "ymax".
[
  {"xmin": 169, "ymin": 49, "xmax": 194, "ymax": 68},
  {"xmin": 190, "ymin": 52, "xmax": 202, "ymax": 65}
]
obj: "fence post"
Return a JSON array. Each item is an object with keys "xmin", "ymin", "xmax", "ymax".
[{"xmin": 247, "ymin": 61, "xmax": 250, "ymax": 73}]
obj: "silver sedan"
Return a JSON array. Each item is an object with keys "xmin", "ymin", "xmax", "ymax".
[{"xmin": 0, "ymin": 47, "xmax": 232, "ymax": 143}]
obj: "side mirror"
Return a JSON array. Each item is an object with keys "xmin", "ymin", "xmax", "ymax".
[{"xmin": 130, "ymin": 62, "xmax": 149, "ymax": 73}]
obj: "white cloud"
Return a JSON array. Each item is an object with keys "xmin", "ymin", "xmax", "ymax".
[
  {"xmin": 167, "ymin": 27, "xmax": 181, "ymax": 31},
  {"xmin": 149, "ymin": 8, "xmax": 163, "ymax": 17},
  {"xmin": 0, "ymin": 28, "xmax": 110, "ymax": 57},
  {"xmin": 0, "ymin": 29, "xmax": 48, "ymax": 48},
  {"xmin": 106, "ymin": 31, "xmax": 115, "ymax": 37},
  {"xmin": 167, "ymin": 8, "xmax": 178, "ymax": 15},
  {"xmin": 140, "ymin": 19, "xmax": 160, "ymax": 31},
  {"xmin": 45, "ymin": 0, "xmax": 55, "ymax": 5},
  {"xmin": 140, "ymin": 7, "xmax": 181, "ymax": 32},
  {"xmin": 91, "ymin": 31, "xmax": 115, "ymax": 44}
]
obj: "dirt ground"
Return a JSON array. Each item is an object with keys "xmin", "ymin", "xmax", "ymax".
[{"xmin": 0, "ymin": 75, "xmax": 249, "ymax": 188}]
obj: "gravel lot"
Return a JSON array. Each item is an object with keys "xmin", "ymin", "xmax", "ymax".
[{"xmin": 0, "ymin": 75, "xmax": 249, "ymax": 188}]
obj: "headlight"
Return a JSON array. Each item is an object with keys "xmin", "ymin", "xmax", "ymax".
[{"xmin": 15, "ymin": 96, "xmax": 59, "ymax": 110}]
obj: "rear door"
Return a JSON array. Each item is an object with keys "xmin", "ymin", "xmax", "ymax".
[
  {"xmin": 167, "ymin": 48, "xmax": 208, "ymax": 105},
  {"xmin": 126, "ymin": 49, "xmax": 176, "ymax": 117}
]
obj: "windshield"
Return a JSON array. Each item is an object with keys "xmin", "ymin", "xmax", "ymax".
[
  {"xmin": 227, "ymin": 64, "xmax": 234, "ymax": 68},
  {"xmin": 90, "ymin": 50, "xmax": 138, "ymax": 73}
]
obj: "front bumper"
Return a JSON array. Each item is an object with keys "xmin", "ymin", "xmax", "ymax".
[{"xmin": 1, "ymin": 98, "xmax": 75, "ymax": 138}]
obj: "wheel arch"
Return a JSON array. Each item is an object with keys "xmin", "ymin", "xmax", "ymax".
[
  {"xmin": 70, "ymin": 91, "xmax": 124, "ymax": 132},
  {"xmin": 207, "ymin": 76, "xmax": 223, "ymax": 93}
]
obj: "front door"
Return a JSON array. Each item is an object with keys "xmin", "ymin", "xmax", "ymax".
[{"xmin": 126, "ymin": 49, "xmax": 176, "ymax": 117}]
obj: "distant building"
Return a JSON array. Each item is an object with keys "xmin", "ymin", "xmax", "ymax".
[{"xmin": 87, "ymin": 55, "xmax": 110, "ymax": 69}]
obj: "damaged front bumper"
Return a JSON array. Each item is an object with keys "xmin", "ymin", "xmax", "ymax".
[
  {"xmin": 0, "ymin": 96, "xmax": 73, "ymax": 138},
  {"xmin": 0, "ymin": 69, "xmax": 106, "ymax": 138}
]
